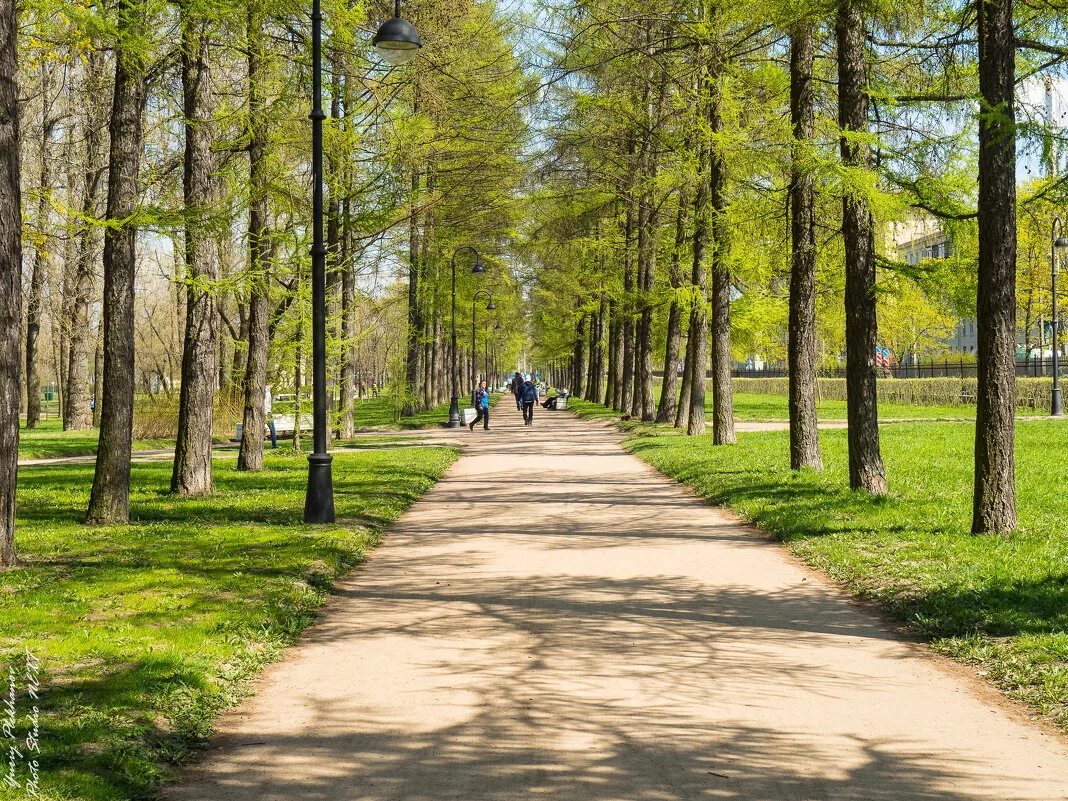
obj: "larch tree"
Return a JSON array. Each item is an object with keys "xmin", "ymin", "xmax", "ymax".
[
  {"xmin": 836, "ymin": 0, "xmax": 886, "ymax": 494},
  {"xmin": 86, "ymin": 0, "xmax": 153, "ymax": 524},
  {"xmin": 787, "ymin": 19, "xmax": 823, "ymax": 470},
  {"xmin": 0, "ymin": 0, "xmax": 20, "ymax": 565}
]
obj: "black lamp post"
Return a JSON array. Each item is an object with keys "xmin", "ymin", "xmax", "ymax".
[
  {"xmin": 447, "ymin": 246, "xmax": 484, "ymax": 427},
  {"xmin": 305, "ymin": 0, "xmax": 421, "ymax": 523},
  {"xmin": 1052, "ymin": 216, "xmax": 1068, "ymax": 417},
  {"xmin": 471, "ymin": 291, "xmax": 495, "ymax": 404}
]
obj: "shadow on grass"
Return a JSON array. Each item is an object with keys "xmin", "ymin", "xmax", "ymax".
[{"xmin": 3, "ymin": 447, "xmax": 458, "ymax": 801}]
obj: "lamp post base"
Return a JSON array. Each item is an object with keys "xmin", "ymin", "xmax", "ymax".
[
  {"xmin": 304, "ymin": 453, "xmax": 335, "ymax": 523},
  {"xmin": 1053, "ymin": 386, "xmax": 1063, "ymax": 417},
  {"xmin": 447, "ymin": 397, "xmax": 462, "ymax": 428}
]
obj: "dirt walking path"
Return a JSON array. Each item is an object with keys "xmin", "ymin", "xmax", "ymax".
[{"xmin": 167, "ymin": 404, "xmax": 1068, "ymax": 801}]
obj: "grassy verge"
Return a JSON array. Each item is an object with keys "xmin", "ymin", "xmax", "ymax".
[
  {"xmin": 0, "ymin": 445, "xmax": 458, "ymax": 801},
  {"xmin": 571, "ymin": 390, "xmax": 1061, "ymax": 423},
  {"xmin": 20, "ymin": 419, "xmax": 173, "ymax": 461},
  {"xmin": 350, "ymin": 396, "xmax": 454, "ymax": 430},
  {"xmin": 570, "ymin": 397, "xmax": 1068, "ymax": 733}
]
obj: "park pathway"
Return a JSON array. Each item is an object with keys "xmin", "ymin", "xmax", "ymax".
[{"xmin": 167, "ymin": 403, "xmax": 1068, "ymax": 801}]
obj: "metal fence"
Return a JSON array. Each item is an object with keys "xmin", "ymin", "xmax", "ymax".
[{"xmin": 731, "ymin": 357, "xmax": 1067, "ymax": 380}]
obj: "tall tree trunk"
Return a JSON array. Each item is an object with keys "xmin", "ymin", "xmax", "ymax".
[
  {"xmin": 972, "ymin": 0, "xmax": 1017, "ymax": 532},
  {"xmin": 605, "ymin": 300, "xmax": 620, "ymax": 408},
  {"xmin": 573, "ymin": 314, "xmax": 587, "ymax": 398},
  {"xmin": 707, "ymin": 72, "xmax": 734, "ymax": 445},
  {"xmin": 238, "ymin": 6, "xmax": 269, "ymax": 471},
  {"xmin": 65, "ymin": 50, "xmax": 106, "ymax": 432},
  {"xmin": 86, "ymin": 0, "xmax": 147, "ymax": 524},
  {"xmin": 0, "ymin": 0, "xmax": 21, "ymax": 565},
  {"xmin": 676, "ymin": 325, "xmax": 693, "ymax": 429},
  {"xmin": 25, "ymin": 61, "xmax": 54, "ymax": 430},
  {"xmin": 172, "ymin": 9, "xmax": 218, "ymax": 496},
  {"xmin": 683, "ymin": 80, "xmax": 709, "ymax": 435},
  {"xmin": 656, "ymin": 189, "xmax": 689, "ymax": 423},
  {"xmin": 688, "ymin": 132, "xmax": 710, "ymax": 437},
  {"xmin": 837, "ymin": 0, "xmax": 886, "ymax": 494},
  {"xmin": 788, "ymin": 23, "xmax": 823, "ymax": 470},
  {"xmin": 403, "ymin": 165, "xmax": 422, "ymax": 415},
  {"xmin": 620, "ymin": 167, "xmax": 637, "ymax": 412},
  {"xmin": 590, "ymin": 294, "xmax": 607, "ymax": 402},
  {"xmin": 92, "ymin": 327, "xmax": 102, "ymax": 426},
  {"xmin": 337, "ymin": 193, "xmax": 355, "ymax": 439}
]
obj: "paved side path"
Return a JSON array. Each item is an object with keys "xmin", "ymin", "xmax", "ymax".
[{"xmin": 168, "ymin": 406, "xmax": 1068, "ymax": 801}]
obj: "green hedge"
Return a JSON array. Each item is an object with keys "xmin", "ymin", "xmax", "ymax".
[{"xmin": 733, "ymin": 377, "xmax": 1054, "ymax": 410}]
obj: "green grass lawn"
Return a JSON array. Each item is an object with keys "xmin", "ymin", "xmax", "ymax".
[
  {"xmin": 571, "ymin": 397, "xmax": 1068, "ymax": 732},
  {"xmin": 0, "ymin": 445, "xmax": 457, "ymax": 801},
  {"xmin": 570, "ymin": 389, "xmax": 1058, "ymax": 423},
  {"xmin": 20, "ymin": 419, "xmax": 173, "ymax": 461},
  {"xmin": 349, "ymin": 395, "xmax": 454, "ymax": 430},
  {"xmin": 729, "ymin": 392, "xmax": 978, "ymax": 421}
]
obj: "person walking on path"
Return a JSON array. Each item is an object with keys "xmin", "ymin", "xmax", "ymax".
[
  {"xmin": 520, "ymin": 376, "xmax": 538, "ymax": 426},
  {"xmin": 469, "ymin": 381, "xmax": 491, "ymax": 431},
  {"xmin": 511, "ymin": 372, "xmax": 524, "ymax": 412},
  {"xmin": 264, "ymin": 384, "xmax": 277, "ymax": 448}
]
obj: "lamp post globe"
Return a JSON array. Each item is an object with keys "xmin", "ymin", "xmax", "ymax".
[{"xmin": 373, "ymin": 16, "xmax": 422, "ymax": 65}]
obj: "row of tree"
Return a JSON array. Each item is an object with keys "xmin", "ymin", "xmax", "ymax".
[
  {"xmin": 0, "ymin": 0, "xmax": 529, "ymax": 565},
  {"xmin": 525, "ymin": 0, "xmax": 1067, "ymax": 534}
]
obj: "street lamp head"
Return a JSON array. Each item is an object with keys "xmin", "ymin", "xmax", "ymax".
[
  {"xmin": 494, "ymin": 321, "xmax": 502, "ymax": 333},
  {"xmin": 471, "ymin": 257, "xmax": 486, "ymax": 274},
  {"xmin": 372, "ymin": 17, "xmax": 422, "ymax": 65},
  {"xmin": 487, "ymin": 299, "xmax": 497, "ymax": 311},
  {"xmin": 1055, "ymin": 234, "xmax": 1068, "ymax": 253}
]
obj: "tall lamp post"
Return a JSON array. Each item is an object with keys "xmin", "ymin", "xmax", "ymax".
[
  {"xmin": 471, "ymin": 291, "xmax": 495, "ymax": 404},
  {"xmin": 448, "ymin": 246, "xmax": 484, "ymax": 427},
  {"xmin": 1052, "ymin": 216, "xmax": 1068, "ymax": 417},
  {"xmin": 305, "ymin": 0, "xmax": 421, "ymax": 523}
]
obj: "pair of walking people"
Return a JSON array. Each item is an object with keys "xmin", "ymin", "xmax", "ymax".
[{"xmin": 511, "ymin": 372, "xmax": 538, "ymax": 426}]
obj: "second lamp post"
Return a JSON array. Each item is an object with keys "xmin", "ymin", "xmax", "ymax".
[
  {"xmin": 471, "ymin": 291, "xmax": 495, "ymax": 405},
  {"xmin": 1052, "ymin": 216, "xmax": 1068, "ymax": 417},
  {"xmin": 448, "ymin": 246, "xmax": 484, "ymax": 427}
]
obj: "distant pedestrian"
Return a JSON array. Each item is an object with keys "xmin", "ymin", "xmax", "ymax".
[
  {"xmin": 511, "ymin": 371, "xmax": 524, "ymax": 411},
  {"xmin": 265, "ymin": 384, "xmax": 278, "ymax": 448},
  {"xmin": 520, "ymin": 376, "xmax": 538, "ymax": 426},
  {"xmin": 470, "ymin": 381, "xmax": 491, "ymax": 431}
]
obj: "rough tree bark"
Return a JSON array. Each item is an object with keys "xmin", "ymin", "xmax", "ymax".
[
  {"xmin": 572, "ymin": 314, "xmax": 587, "ymax": 398},
  {"xmin": 687, "ymin": 131, "xmax": 711, "ymax": 437},
  {"xmin": 0, "ymin": 0, "xmax": 21, "ymax": 565},
  {"xmin": 25, "ymin": 61, "xmax": 55, "ymax": 430},
  {"xmin": 238, "ymin": 6, "xmax": 269, "ymax": 471},
  {"xmin": 972, "ymin": 0, "xmax": 1017, "ymax": 533},
  {"xmin": 172, "ymin": 9, "xmax": 219, "ymax": 496},
  {"xmin": 590, "ymin": 295, "xmax": 607, "ymax": 403},
  {"xmin": 86, "ymin": 0, "xmax": 147, "ymax": 524},
  {"xmin": 656, "ymin": 187, "xmax": 689, "ymax": 423},
  {"xmin": 65, "ymin": 49, "xmax": 106, "ymax": 432},
  {"xmin": 788, "ymin": 22, "xmax": 823, "ymax": 470},
  {"xmin": 605, "ymin": 300, "xmax": 620, "ymax": 408},
  {"xmin": 836, "ymin": 0, "xmax": 887, "ymax": 494},
  {"xmin": 708, "ymin": 71, "xmax": 734, "ymax": 445},
  {"xmin": 403, "ymin": 163, "xmax": 423, "ymax": 415}
]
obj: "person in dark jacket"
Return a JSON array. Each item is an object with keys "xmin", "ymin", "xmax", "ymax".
[
  {"xmin": 520, "ymin": 377, "xmax": 538, "ymax": 426},
  {"xmin": 469, "ymin": 381, "xmax": 491, "ymax": 431},
  {"xmin": 511, "ymin": 372, "xmax": 524, "ymax": 411}
]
